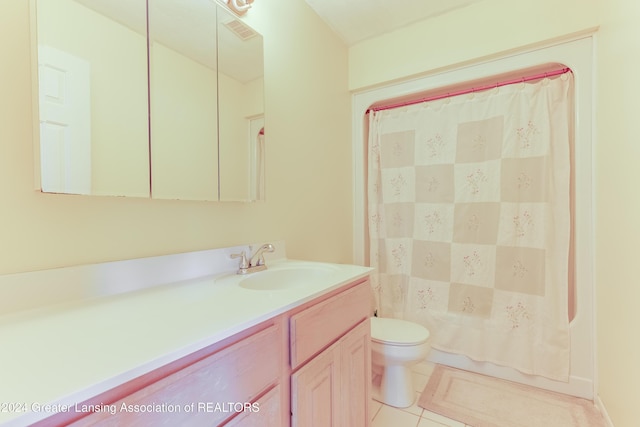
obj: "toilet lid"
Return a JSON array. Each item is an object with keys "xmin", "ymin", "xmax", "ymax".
[{"xmin": 370, "ymin": 317, "xmax": 430, "ymax": 346}]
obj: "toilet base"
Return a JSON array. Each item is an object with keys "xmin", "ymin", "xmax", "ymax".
[{"xmin": 372, "ymin": 364, "xmax": 416, "ymax": 408}]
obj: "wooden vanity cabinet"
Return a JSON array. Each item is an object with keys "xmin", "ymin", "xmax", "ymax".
[
  {"xmin": 37, "ymin": 278, "xmax": 370, "ymax": 427},
  {"xmin": 289, "ymin": 279, "xmax": 371, "ymax": 427},
  {"xmin": 51, "ymin": 319, "xmax": 288, "ymax": 427}
]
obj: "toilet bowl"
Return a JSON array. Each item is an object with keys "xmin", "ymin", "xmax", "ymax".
[{"xmin": 370, "ymin": 317, "xmax": 430, "ymax": 408}]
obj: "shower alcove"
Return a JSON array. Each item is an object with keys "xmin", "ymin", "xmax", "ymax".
[{"xmin": 352, "ymin": 36, "xmax": 595, "ymax": 398}]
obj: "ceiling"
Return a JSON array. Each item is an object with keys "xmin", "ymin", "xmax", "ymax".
[{"xmin": 304, "ymin": 0, "xmax": 486, "ymax": 46}]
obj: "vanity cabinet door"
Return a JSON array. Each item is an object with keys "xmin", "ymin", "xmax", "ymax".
[
  {"xmin": 291, "ymin": 340, "xmax": 341, "ymax": 427},
  {"xmin": 340, "ymin": 319, "xmax": 371, "ymax": 427},
  {"xmin": 290, "ymin": 282, "xmax": 371, "ymax": 427}
]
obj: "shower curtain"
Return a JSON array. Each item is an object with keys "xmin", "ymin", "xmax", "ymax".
[{"xmin": 368, "ymin": 73, "xmax": 573, "ymax": 381}]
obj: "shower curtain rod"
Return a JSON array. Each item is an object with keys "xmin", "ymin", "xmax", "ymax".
[{"xmin": 367, "ymin": 67, "xmax": 572, "ymax": 113}]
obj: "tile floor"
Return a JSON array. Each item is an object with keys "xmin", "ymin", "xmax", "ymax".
[{"xmin": 370, "ymin": 361, "xmax": 472, "ymax": 427}]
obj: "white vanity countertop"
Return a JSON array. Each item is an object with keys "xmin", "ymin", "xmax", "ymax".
[{"xmin": 0, "ymin": 259, "xmax": 371, "ymax": 426}]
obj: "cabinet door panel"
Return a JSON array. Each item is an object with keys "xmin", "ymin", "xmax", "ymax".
[
  {"xmin": 291, "ymin": 342, "xmax": 340, "ymax": 427},
  {"xmin": 340, "ymin": 319, "xmax": 371, "ymax": 427}
]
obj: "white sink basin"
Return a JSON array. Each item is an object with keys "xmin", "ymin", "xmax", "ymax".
[{"xmin": 239, "ymin": 264, "xmax": 339, "ymax": 291}]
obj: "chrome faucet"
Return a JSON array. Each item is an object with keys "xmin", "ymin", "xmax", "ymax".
[{"xmin": 231, "ymin": 243, "xmax": 275, "ymax": 274}]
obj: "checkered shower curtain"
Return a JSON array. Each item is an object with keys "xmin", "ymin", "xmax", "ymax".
[{"xmin": 368, "ymin": 74, "xmax": 573, "ymax": 381}]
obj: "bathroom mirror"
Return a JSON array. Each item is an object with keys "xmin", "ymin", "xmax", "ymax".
[
  {"xmin": 34, "ymin": 0, "xmax": 265, "ymax": 201},
  {"xmin": 149, "ymin": 0, "xmax": 219, "ymax": 201},
  {"xmin": 35, "ymin": 0, "xmax": 150, "ymax": 197},
  {"xmin": 217, "ymin": 5, "xmax": 265, "ymax": 201}
]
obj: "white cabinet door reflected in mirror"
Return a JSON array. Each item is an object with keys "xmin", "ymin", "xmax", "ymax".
[
  {"xmin": 34, "ymin": 0, "xmax": 265, "ymax": 201},
  {"xmin": 38, "ymin": 46, "xmax": 91, "ymax": 194},
  {"xmin": 35, "ymin": 0, "xmax": 150, "ymax": 197}
]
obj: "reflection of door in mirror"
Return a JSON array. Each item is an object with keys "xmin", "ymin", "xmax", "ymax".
[
  {"xmin": 148, "ymin": 0, "xmax": 219, "ymax": 201},
  {"xmin": 35, "ymin": 0, "xmax": 150, "ymax": 197},
  {"xmin": 38, "ymin": 46, "xmax": 91, "ymax": 194},
  {"xmin": 249, "ymin": 117, "xmax": 265, "ymax": 201}
]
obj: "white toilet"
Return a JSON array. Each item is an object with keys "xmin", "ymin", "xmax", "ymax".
[{"xmin": 370, "ymin": 317, "xmax": 431, "ymax": 408}]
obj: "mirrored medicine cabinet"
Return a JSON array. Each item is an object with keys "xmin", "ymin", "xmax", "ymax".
[{"xmin": 33, "ymin": 0, "xmax": 265, "ymax": 202}]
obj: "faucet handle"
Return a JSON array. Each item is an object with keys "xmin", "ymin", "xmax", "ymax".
[{"xmin": 230, "ymin": 251, "xmax": 249, "ymax": 269}]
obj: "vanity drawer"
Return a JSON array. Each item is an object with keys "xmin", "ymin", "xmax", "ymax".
[
  {"xmin": 290, "ymin": 280, "xmax": 370, "ymax": 369},
  {"xmin": 70, "ymin": 323, "xmax": 282, "ymax": 427}
]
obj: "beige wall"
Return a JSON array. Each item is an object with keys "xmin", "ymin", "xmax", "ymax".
[
  {"xmin": 593, "ymin": 1, "xmax": 640, "ymax": 425},
  {"xmin": 0, "ymin": 0, "xmax": 352, "ymax": 274},
  {"xmin": 151, "ymin": 43, "xmax": 219, "ymax": 201},
  {"xmin": 348, "ymin": 0, "xmax": 599, "ymax": 91},
  {"xmin": 218, "ymin": 72, "xmax": 251, "ymax": 201},
  {"xmin": 218, "ymin": 74, "xmax": 265, "ymax": 201},
  {"xmin": 348, "ymin": 0, "xmax": 639, "ymax": 425}
]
